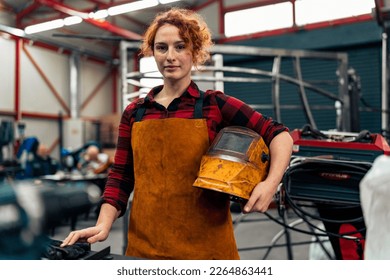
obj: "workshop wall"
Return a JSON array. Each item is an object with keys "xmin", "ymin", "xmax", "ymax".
[
  {"xmin": 0, "ymin": 37, "xmax": 15, "ymax": 109},
  {"xmin": 0, "ymin": 36, "xmax": 115, "ymax": 160}
]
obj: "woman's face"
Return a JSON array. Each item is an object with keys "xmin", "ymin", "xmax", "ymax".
[{"xmin": 153, "ymin": 24, "xmax": 193, "ymax": 83}]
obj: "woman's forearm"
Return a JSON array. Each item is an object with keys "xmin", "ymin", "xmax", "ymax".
[{"xmin": 96, "ymin": 203, "xmax": 121, "ymax": 230}]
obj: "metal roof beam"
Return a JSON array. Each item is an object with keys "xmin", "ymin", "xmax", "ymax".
[
  {"xmin": 16, "ymin": 1, "xmax": 41, "ymax": 24},
  {"xmin": 36, "ymin": 0, "xmax": 142, "ymax": 40}
]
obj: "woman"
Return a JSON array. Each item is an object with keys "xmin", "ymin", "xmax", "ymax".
[{"xmin": 61, "ymin": 7, "xmax": 293, "ymax": 260}]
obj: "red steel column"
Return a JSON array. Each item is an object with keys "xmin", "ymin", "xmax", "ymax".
[{"xmin": 14, "ymin": 38, "xmax": 21, "ymax": 121}]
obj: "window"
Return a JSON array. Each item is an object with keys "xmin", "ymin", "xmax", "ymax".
[
  {"xmin": 224, "ymin": 0, "xmax": 375, "ymax": 38},
  {"xmin": 295, "ymin": 0, "xmax": 375, "ymax": 26},
  {"xmin": 225, "ymin": 2, "xmax": 293, "ymax": 37}
]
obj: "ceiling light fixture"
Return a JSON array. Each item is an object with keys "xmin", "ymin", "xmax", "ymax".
[
  {"xmin": 89, "ymin": 10, "xmax": 109, "ymax": 20},
  {"xmin": 159, "ymin": 0, "xmax": 181, "ymax": 4},
  {"xmin": 24, "ymin": 16, "xmax": 83, "ymax": 34},
  {"xmin": 107, "ymin": 0, "xmax": 159, "ymax": 16},
  {"xmin": 64, "ymin": 16, "xmax": 83, "ymax": 26},
  {"xmin": 25, "ymin": 19, "xmax": 65, "ymax": 34},
  {"xmin": 0, "ymin": 24, "xmax": 26, "ymax": 37}
]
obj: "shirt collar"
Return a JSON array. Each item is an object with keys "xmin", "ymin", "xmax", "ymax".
[
  {"xmin": 143, "ymin": 81, "xmax": 201, "ymax": 105},
  {"xmin": 186, "ymin": 81, "xmax": 201, "ymax": 98}
]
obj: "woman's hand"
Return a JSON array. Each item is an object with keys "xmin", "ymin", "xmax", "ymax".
[
  {"xmin": 60, "ymin": 224, "xmax": 110, "ymax": 247},
  {"xmin": 242, "ymin": 181, "xmax": 277, "ymax": 213},
  {"xmin": 243, "ymin": 131, "xmax": 293, "ymax": 214},
  {"xmin": 60, "ymin": 203, "xmax": 120, "ymax": 247}
]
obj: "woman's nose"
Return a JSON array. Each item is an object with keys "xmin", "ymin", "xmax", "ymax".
[{"xmin": 166, "ymin": 47, "xmax": 175, "ymax": 61}]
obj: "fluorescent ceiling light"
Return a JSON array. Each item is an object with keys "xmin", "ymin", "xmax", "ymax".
[
  {"xmin": 159, "ymin": 0, "xmax": 181, "ymax": 3},
  {"xmin": 89, "ymin": 9, "xmax": 109, "ymax": 20},
  {"xmin": 108, "ymin": 0, "xmax": 159, "ymax": 16},
  {"xmin": 0, "ymin": 24, "xmax": 26, "ymax": 37},
  {"xmin": 24, "ymin": 16, "xmax": 83, "ymax": 34},
  {"xmin": 64, "ymin": 16, "xmax": 83, "ymax": 26},
  {"xmin": 25, "ymin": 19, "xmax": 65, "ymax": 34}
]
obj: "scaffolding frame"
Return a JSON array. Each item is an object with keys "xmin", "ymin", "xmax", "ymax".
[{"xmin": 120, "ymin": 41, "xmax": 352, "ymax": 131}]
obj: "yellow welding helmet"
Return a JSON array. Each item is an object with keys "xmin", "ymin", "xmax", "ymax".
[{"xmin": 193, "ymin": 126, "xmax": 270, "ymax": 202}]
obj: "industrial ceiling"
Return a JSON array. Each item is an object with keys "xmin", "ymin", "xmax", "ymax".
[{"xmin": 0, "ymin": 0, "xmax": 239, "ymax": 61}]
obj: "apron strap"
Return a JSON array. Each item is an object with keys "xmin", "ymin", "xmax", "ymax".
[
  {"xmin": 194, "ymin": 90, "xmax": 204, "ymax": 119},
  {"xmin": 134, "ymin": 97, "xmax": 148, "ymax": 122},
  {"xmin": 134, "ymin": 90, "xmax": 205, "ymax": 122},
  {"xmin": 134, "ymin": 106, "xmax": 146, "ymax": 122}
]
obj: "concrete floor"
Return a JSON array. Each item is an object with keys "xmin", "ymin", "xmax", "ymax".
[{"xmin": 50, "ymin": 202, "xmax": 335, "ymax": 260}]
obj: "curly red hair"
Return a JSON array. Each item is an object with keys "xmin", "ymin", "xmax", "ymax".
[{"xmin": 140, "ymin": 8, "xmax": 213, "ymax": 66}]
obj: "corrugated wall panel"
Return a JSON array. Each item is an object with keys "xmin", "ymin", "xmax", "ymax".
[
  {"xmin": 224, "ymin": 21, "xmax": 383, "ymax": 134},
  {"xmin": 224, "ymin": 56, "xmax": 342, "ymax": 130},
  {"xmin": 346, "ymin": 45, "xmax": 382, "ymax": 132}
]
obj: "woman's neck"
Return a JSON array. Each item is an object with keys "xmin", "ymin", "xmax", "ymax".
[
  {"xmin": 154, "ymin": 79, "xmax": 191, "ymax": 108},
  {"xmin": 161, "ymin": 78, "xmax": 191, "ymax": 98}
]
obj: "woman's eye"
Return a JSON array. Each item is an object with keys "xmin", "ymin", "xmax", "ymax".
[
  {"xmin": 155, "ymin": 45, "xmax": 167, "ymax": 52},
  {"xmin": 176, "ymin": 44, "xmax": 186, "ymax": 50}
]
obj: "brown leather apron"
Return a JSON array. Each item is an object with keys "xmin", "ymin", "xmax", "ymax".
[{"xmin": 125, "ymin": 94, "xmax": 239, "ymax": 260}]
